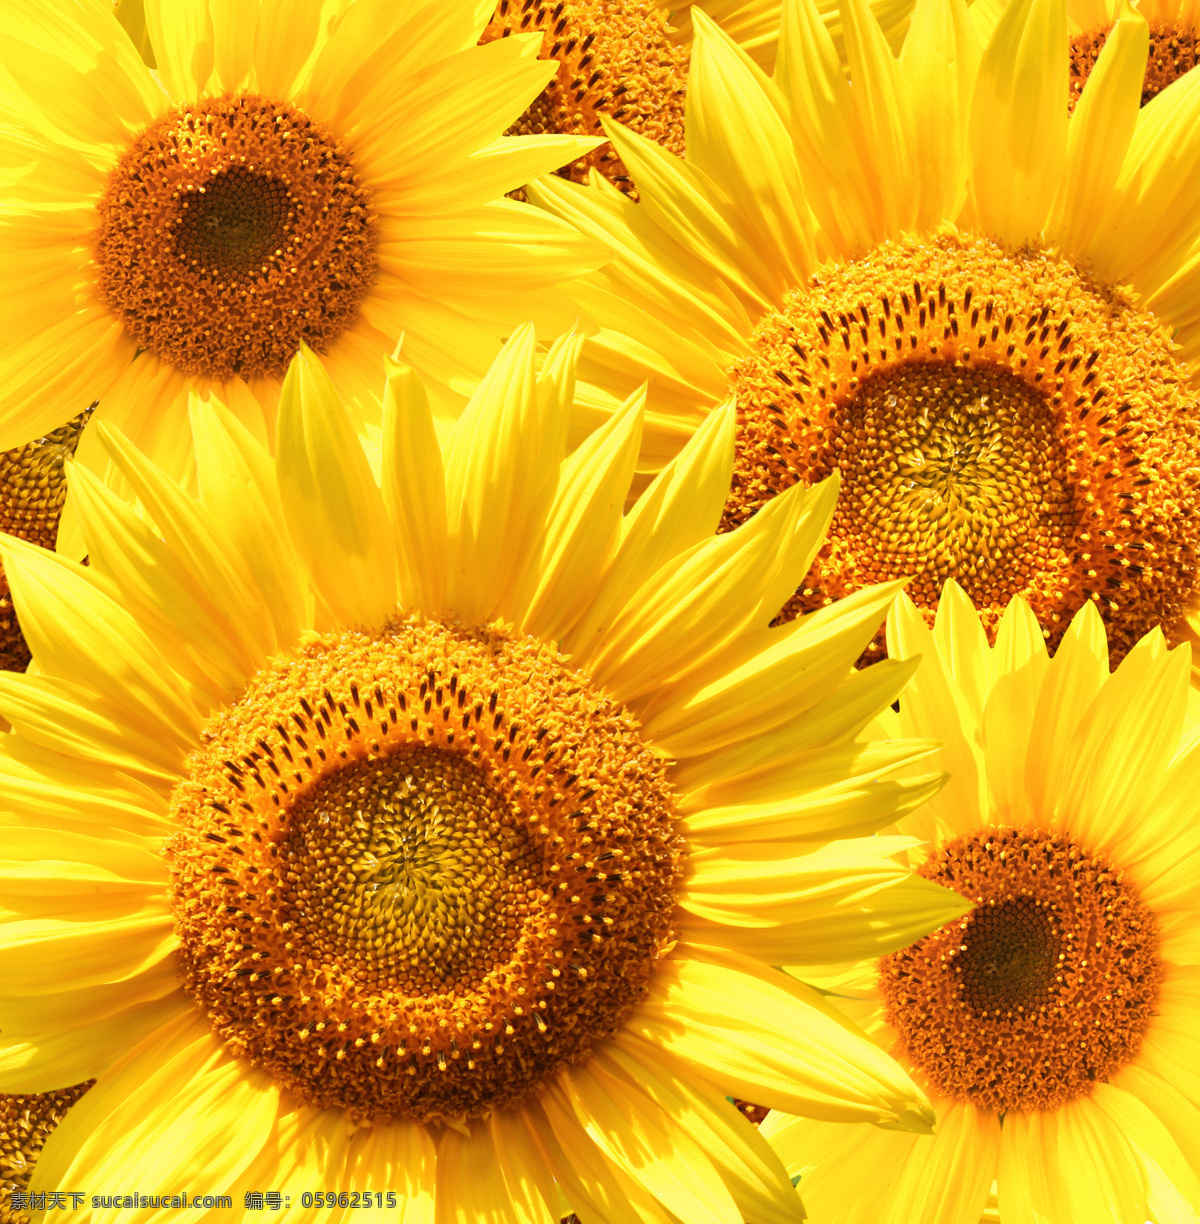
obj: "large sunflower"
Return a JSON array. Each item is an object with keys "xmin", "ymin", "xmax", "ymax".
[
  {"xmin": 762, "ymin": 583, "xmax": 1200, "ymax": 1224},
  {"xmin": 0, "ymin": 0, "xmax": 607, "ymax": 551},
  {"xmin": 0, "ymin": 332, "xmax": 967, "ymax": 1219},
  {"xmin": 529, "ymin": 0, "xmax": 1200, "ymax": 667}
]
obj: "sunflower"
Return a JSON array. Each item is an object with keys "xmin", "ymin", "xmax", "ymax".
[
  {"xmin": 761, "ymin": 582, "xmax": 1200, "ymax": 1224},
  {"xmin": 0, "ymin": 331, "xmax": 968, "ymax": 1219},
  {"xmin": 656, "ymin": 0, "xmax": 919, "ymax": 70},
  {"xmin": 0, "ymin": 0, "xmax": 608, "ymax": 554},
  {"xmin": 479, "ymin": 0, "xmax": 689, "ymax": 196},
  {"xmin": 529, "ymin": 0, "xmax": 1200, "ymax": 667}
]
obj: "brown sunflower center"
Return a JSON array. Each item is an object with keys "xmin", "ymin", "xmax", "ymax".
[
  {"xmin": 480, "ymin": 0, "xmax": 688, "ymax": 195},
  {"xmin": 1069, "ymin": 21, "xmax": 1200, "ymax": 111},
  {"xmin": 878, "ymin": 827, "xmax": 1163, "ymax": 1114},
  {"xmin": 726, "ymin": 231, "xmax": 1200, "ymax": 663},
  {"xmin": 1, "ymin": 1084, "xmax": 92, "ymax": 1224},
  {"xmin": 0, "ymin": 408, "xmax": 92, "ymax": 674},
  {"xmin": 167, "ymin": 620, "xmax": 682, "ymax": 1125},
  {"xmin": 93, "ymin": 94, "xmax": 377, "ymax": 381}
]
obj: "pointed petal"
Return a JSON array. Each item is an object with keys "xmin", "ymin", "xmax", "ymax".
[
  {"xmin": 969, "ymin": 0, "xmax": 1067, "ymax": 244},
  {"xmin": 276, "ymin": 345, "xmax": 398, "ymax": 631}
]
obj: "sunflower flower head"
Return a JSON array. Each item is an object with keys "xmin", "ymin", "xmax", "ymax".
[
  {"xmin": 531, "ymin": 0, "xmax": 1200, "ymax": 667},
  {"xmin": 0, "ymin": 331, "xmax": 970, "ymax": 1217},
  {"xmin": 0, "ymin": 0, "xmax": 609, "ymax": 553},
  {"xmin": 762, "ymin": 582, "xmax": 1200, "ymax": 1224}
]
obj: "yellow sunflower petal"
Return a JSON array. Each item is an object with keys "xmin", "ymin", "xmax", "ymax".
[
  {"xmin": 566, "ymin": 403, "xmax": 734, "ymax": 661},
  {"xmin": 276, "ymin": 343, "xmax": 399, "ymax": 632},
  {"xmin": 588, "ymin": 477, "xmax": 837, "ymax": 703},
  {"xmin": 142, "ymin": 0, "xmax": 214, "ymax": 99},
  {"xmin": 680, "ymin": 835, "xmax": 970, "ymax": 963},
  {"xmin": 1046, "ymin": 0, "xmax": 1147, "ymax": 260},
  {"xmin": 442, "ymin": 325, "xmax": 566, "ymax": 623},
  {"xmin": 436, "ymin": 1123, "xmax": 543, "ymax": 1224},
  {"xmin": 380, "ymin": 358, "xmax": 449, "ymax": 615},
  {"xmin": 686, "ymin": 9, "xmax": 815, "ymax": 282},
  {"xmin": 632, "ymin": 953, "xmax": 933, "ymax": 1130},
  {"xmin": 0, "ymin": 535, "xmax": 201, "ymax": 751},
  {"xmin": 761, "ymin": 1097, "xmax": 1000, "ymax": 1224},
  {"xmin": 968, "ymin": 0, "xmax": 1067, "ymax": 244},
  {"xmin": 599, "ymin": 1036, "xmax": 803, "ymax": 1224},
  {"xmin": 516, "ymin": 386, "xmax": 645, "ymax": 643},
  {"xmin": 1091, "ymin": 1080, "xmax": 1200, "ymax": 1221},
  {"xmin": 343, "ymin": 1119, "xmax": 436, "ymax": 1224},
  {"xmin": 558, "ymin": 1059, "xmax": 743, "ymax": 1224},
  {"xmin": 898, "ymin": 0, "xmax": 981, "ymax": 228}
]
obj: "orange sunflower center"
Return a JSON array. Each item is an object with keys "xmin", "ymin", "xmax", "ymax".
[
  {"xmin": 0, "ymin": 408, "xmax": 91, "ymax": 673},
  {"xmin": 94, "ymin": 94, "xmax": 378, "ymax": 381},
  {"xmin": 167, "ymin": 620, "xmax": 682, "ymax": 1125},
  {"xmin": 878, "ymin": 827, "xmax": 1163, "ymax": 1113},
  {"xmin": 726, "ymin": 231, "xmax": 1200, "ymax": 663},
  {"xmin": 1070, "ymin": 20, "xmax": 1200, "ymax": 110},
  {"xmin": 480, "ymin": 0, "xmax": 687, "ymax": 195}
]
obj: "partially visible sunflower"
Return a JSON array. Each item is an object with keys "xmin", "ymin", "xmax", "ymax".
[
  {"xmin": 528, "ymin": 0, "xmax": 1200, "ymax": 668},
  {"xmin": 970, "ymin": 0, "xmax": 1200, "ymax": 107},
  {"xmin": 0, "ymin": 0, "xmax": 608, "ymax": 553},
  {"xmin": 0, "ymin": 410, "xmax": 90, "ymax": 673},
  {"xmin": 762, "ymin": 583, "xmax": 1200, "ymax": 1224},
  {"xmin": 0, "ymin": 331, "xmax": 966, "ymax": 1219},
  {"xmin": 480, "ymin": 0, "xmax": 689, "ymax": 195}
]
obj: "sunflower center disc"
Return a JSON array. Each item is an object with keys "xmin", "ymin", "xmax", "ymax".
[
  {"xmin": 878, "ymin": 827, "xmax": 1164, "ymax": 1113},
  {"xmin": 1070, "ymin": 21, "xmax": 1200, "ymax": 110},
  {"xmin": 94, "ymin": 94, "xmax": 378, "ymax": 381},
  {"xmin": 727, "ymin": 231, "xmax": 1200, "ymax": 662},
  {"xmin": 167, "ymin": 621, "xmax": 682, "ymax": 1125}
]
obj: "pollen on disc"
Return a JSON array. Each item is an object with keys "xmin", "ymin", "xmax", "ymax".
[
  {"xmin": 167, "ymin": 620, "xmax": 684, "ymax": 1125},
  {"xmin": 725, "ymin": 231, "xmax": 1200, "ymax": 664},
  {"xmin": 93, "ymin": 94, "xmax": 378, "ymax": 381},
  {"xmin": 877, "ymin": 827, "xmax": 1164, "ymax": 1114},
  {"xmin": 480, "ymin": 0, "xmax": 687, "ymax": 195}
]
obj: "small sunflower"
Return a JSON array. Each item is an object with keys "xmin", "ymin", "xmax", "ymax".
[
  {"xmin": 0, "ymin": 1087, "xmax": 90, "ymax": 1224},
  {"xmin": 479, "ymin": 0, "xmax": 689, "ymax": 195},
  {"xmin": 0, "ymin": 332, "xmax": 967, "ymax": 1218},
  {"xmin": 0, "ymin": 0, "xmax": 608, "ymax": 552},
  {"xmin": 529, "ymin": 0, "xmax": 1200, "ymax": 666},
  {"xmin": 762, "ymin": 583, "xmax": 1200, "ymax": 1224}
]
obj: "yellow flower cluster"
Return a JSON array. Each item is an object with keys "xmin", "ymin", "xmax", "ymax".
[{"xmin": 0, "ymin": 0, "xmax": 1198, "ymax": 1221}]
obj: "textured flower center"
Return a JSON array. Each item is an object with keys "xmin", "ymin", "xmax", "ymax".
[
  {"xmin": 0, "ymin": 1084, "xmax": 92, "ymax": 1218},
  {"xmin": 167, "ymin": 620, "xmax": 682, "ymax": 1125},
  {"xmin": 726, "ymin": 232, "xmax": 1200, "ymax": 663},
  {"xmin": 0, "ymin": 409, "xmax": 91, "ymax": 673},
  {"xmin": 480, "ymin": 0, "xmax": 687, "ymax": 195},
  {"xmin": 1070, "ymin": 21, "xmax": 1200, "ymax": 110},
  {"xmin": 878, "ymin": 827, "xmax": 1163, "ymax": 1113},
  {"xmin": 94, "ymin": 94, "xmax": 377, "ymax": 381}
]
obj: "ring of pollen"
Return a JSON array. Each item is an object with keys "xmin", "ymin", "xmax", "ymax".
[
  {"xmin": 167, "ymin": 619, "xmax": 683, "ymax": 1126},
  {"xmin": 480, "ymin": 0, "xmax": 687, "ymax": 195},
  {"xmin": 0, "ymin": 408, "xmax": 91, "ymax": 673},
  {"xmin": 93, "ymin": 94, "xmax": 378, "ymax": 381},
  {"xmin": 877, "ymin": 827, "xmax": 1164, "ymax": 1115},
  {"xmin": 724, "ymin": 231, "xmax": 1200, "ymax": 663},
  {"xmin": 1070, "ymin": 20, "xmax": 1200, "ymax": 109}
]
